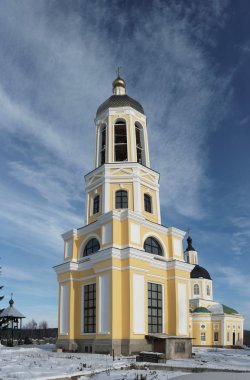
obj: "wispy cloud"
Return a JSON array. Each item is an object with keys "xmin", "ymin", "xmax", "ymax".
[{"xmin": 0, "ymin": 0, "xmax": 234, "ymax": 326}]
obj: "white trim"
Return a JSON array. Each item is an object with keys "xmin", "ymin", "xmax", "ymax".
[
  {"xmin": 178, "ymin": 282, "xmax": 188, "ymax": 335},
  {"xmin": 133, "ymin": 177, "xmax": 141, "ymax": 213},
  {"xmin": 59, "ymin": 283, "xmax": 69, "ymax": 335},
  {"xmin": 59, "ymin": 275, "xmax": 96, "ymax": 283},
  {"xmin": 147, "ymin": 274, "xmax": 166, "ymax": 280},
  {"xmin": 95, "ymin": 106, "xmax": 146, "ymax": 124},
  {"xmin": 54, "ymin": 246, "xmax": 193, "ymax": 275},
  {"xmin": 98, "ymin": 273, "xmax": 110, "ymax": 334},
  {"xmin": 156, "ymin": 188, "xmax": 161, "ymax": 224},
  {"xmin": 133, "ymin": 274, "xmax": 145, "ymax": 334},
  {"xmin": 61, "ymin": 229, "xmax": 77, "ymax": 241},
  {"xmin": 130, "ymin": 113, "xmax": 135, "ymax": 161}
]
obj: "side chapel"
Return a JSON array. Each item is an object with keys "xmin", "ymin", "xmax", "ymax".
[{"xmin": 54, "ymin": 74, "xmax": 244, "ymax": 355}]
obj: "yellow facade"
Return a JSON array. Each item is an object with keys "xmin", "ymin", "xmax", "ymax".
[{"xmin": 55, "ymin": 75, "xmax": 243, "ymax": 354}]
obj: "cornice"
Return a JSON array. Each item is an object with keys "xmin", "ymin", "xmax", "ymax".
[
  {"xmin": 95, "ymin": 106, "xmax": 147, "ymax": 124},
  {"xmin": 61, "ymin": 211, "xmax": 187, "ymax": 244},
  {"xmin": 53, "ymin": 246, "xmax": 193, "ymax": 275},
  {"xmin": 61, "ymin": 229, "xmax": 78, "ymax": 240}
]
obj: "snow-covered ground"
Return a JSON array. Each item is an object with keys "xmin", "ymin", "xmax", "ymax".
[{"xmin": 0, "ymin": 344, "xmax": 249, "ymax": 380}]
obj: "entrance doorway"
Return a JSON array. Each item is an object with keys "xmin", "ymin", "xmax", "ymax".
[{"xmin": 232, "ymin": 332, "xmax": 236, "ymax": 345}]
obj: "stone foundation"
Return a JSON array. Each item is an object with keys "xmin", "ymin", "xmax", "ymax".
[{"xmin": 56, "ymin": 338, "xmax": 153, "ymax": 355}]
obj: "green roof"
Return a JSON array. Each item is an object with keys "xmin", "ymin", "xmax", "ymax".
[
  {"xmin": 222, "ymin": 304, "xmax": 239, "ymax": 315},
  {"xmin": 193, "ymin": 307, "xmax": 211, "ymax": 314}
]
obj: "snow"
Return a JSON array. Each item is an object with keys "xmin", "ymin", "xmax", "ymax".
[{"xmin": 0, "ymin": 344, "xmax": 249, "ymax": 380}]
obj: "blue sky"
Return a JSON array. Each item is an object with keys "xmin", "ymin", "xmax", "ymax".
[{"xmin": 0, "ymin": 0, "xmax": 249, "ymax": 328}]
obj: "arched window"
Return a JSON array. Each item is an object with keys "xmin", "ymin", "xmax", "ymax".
[
  {"xmin": 93, "ymin": 195, "xmax": 100, "ymax": 214},
  {"xmin": 115, "ymin": 190, "xmax": 128, "ymax": 209},
  {"xmin": 100, "ymin": 125, "xmax": 106, "ymax": 165},
  {"xmin": 83, "ymin": 238, "xmax": 100, "ymax": 256},
  {"xmin": 144, "ymin": 194, "xmax": 152, "ymax": 213},
  {"xmin": 194, "ymin": 284, "xmax": 200, "ymax": 295},
  {"xmin": 207, "ymin": 285, "xmax": 210, "ymax": 296},
  {"xmin": 135, "ymin": 122, "xmax": 145, "ymax": 165},
  {"xmin": 114, "ymin": 120, "xmax": 127, "ymax": 161},
  {"xmin": 144, "ymin": 237, "xmax": 162, "ymax": 256}
]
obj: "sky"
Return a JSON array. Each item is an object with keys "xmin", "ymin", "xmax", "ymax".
[{"xmin": 0, "ymin": 0, "xmax": 249, "ymax": 329}]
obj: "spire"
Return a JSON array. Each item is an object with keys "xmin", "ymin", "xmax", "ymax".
[
  {"xmin": 112, "ymin": 67, "xmax": 126, "ymax": 95},
  {"xmin": 186, "ymin": 235, "xmax": 195, "ymax": 251},
  {"xmin": 9, "ymin": 293, "xmax": 14, "ymax": 307}
]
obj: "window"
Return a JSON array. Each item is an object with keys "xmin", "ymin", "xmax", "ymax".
[
  {"xmin": 206, "ymin": 285, "xmax": 210, "ymax": 296},
  {"xmin": 227, "ymin": 332, "xmax": 230, "ymax": 342},
  {"xmin": 144, "ymin": 237, "xmax": 162, "ymax": 256},
  {"xmin": 148, "ymin": 283, "xmax": 162, "ymax": 333},
  {"xmin": 238, "ymin": 333, "xmax": 240, "ymax": 342},
  {"xmin": 201, "ymin": 332, "xmax": 206, "ymax": 342},
  {"xmin": 144, "ymin": 194, "xmax": 152, "ymax": 213},
  {"xmin": 83, "ymin": 238, "xmax": 100, "ymax": 256},
  {"xmin": 194, "ymin": 284, "xmax": 200, "ymax": 295},
  {"xmin": 115, "ymin": 190, "xmax": 128, "ymax": 209},
  {"xmin": 114, "ymin": 120, "xmax": 127, "ymax": 161},
  {"xmin": 100, "ymin": 125, "xmax": 106, "ymax": 165},
  {"xmin": 93, "ymin": 195, "xmax": 100, "ymax": 214},
  {"xmin": 214, "ymin": 332, "xmax": 219, "ymax": 341},
  {"xmin": 135, "ymin": 123, "xmax": 145, "ymax": 164},
  {"xmin": 201, "ymin": 324, "xmax": 206, "ymax": 330},
  {"xmin": 83, "ymin": 284, "xmax": 96, "ymax": 333}
]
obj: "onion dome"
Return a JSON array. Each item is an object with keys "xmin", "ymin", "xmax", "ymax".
[
  {"xmin": 112, "ymin": 75, "xmax": 126, "ymax": 91},
  {"xmin": 96, "ymin": 71, "xmax": 145, "ymax": 117},
  {"xmin": 191, "ymin": 264, "xmax": 212, "ymax": 280},
  {"xmin": 185, "ymin": 236, "xmax": 195, "ymax": 251},
  {"xmin": 193, "ymin": 307, "xmax": 211, "ymax": 313}
]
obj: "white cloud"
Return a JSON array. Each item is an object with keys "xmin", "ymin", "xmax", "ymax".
[{"xmin": 0, "ymin": 1, "xmax": 236, "ymax": 326}]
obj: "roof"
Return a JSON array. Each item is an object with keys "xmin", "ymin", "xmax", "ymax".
[
  {"xmin": 191, "ymin": 265, "xmax": 212, "ymax": 280},
  {"xmin": 96, "ymin": 95, "xmax": 145, "ymax": 117},
  {"xmin": 193, "ymin": 307, "xmax": 211, "ymax": 314},
  {"xmin": 0, "ymin": 305, "xmax": 25, "ymax": 318},
  {"xmin": 208, "ymin": 303, "xmax": 239, "ymax": 315}
]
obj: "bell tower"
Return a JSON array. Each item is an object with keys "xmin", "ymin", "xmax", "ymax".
[
  {"xmin": 54, "ymin": 74, "xmax": 193, "ymax": 356},
  {"xmin": 85, "ymin": 73, "xmax": 160, "ymax": 226}
]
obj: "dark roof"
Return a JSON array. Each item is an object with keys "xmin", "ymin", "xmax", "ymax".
[
  {"xmin": 96, "ymin": 95, "xmax": 145, "ymax": 117},
  {"xmin": 193, "ymin": 307, "xmax": 211, "ymax": 313},
  {"xmin": 0, "ymin": 305, "xmax": 25, "ymax": 318},
  {"xmin": 191, "ymin": 265, "xmax": 212, "ymax": 280}
]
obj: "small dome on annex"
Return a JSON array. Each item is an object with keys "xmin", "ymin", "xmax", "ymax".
[
  {"xmin": 190, "ymin": 264, "xmax": 212, "ymax": 280},
  {"xmin": 208, "ymin": 303, "xmax": 240, "ymax": 315}
]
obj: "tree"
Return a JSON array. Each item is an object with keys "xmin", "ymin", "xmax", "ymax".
[
  {"xmin": 38, "ymin": 320, "xmax": 48, "ymax": 330},
  {"xmin": 0, "ymin": 265, "xmax": 9, "ymax": 330},
  {"xmin": 24, "ymin": 319, "xmax": 38, "ymax": 329}
]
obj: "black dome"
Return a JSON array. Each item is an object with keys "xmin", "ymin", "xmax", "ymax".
[
  {"xmin": 191, "ymin": 265, "xmax": 211, "ymax": 280},
  {"xmin": 96, "ymin": 95, "xmax": 145, "ymax": 117}
]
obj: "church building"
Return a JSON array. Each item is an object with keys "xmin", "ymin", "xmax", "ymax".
[{"xmin": 54, "ymin": 74, "xmax": 244, "ymax": 355}]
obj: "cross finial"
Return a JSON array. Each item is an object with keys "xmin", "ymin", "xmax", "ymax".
[
  {"xmin": 11, "ymin": 292, "xmax": 13, "ymax": 299},
  {"xmin": 116, "ymin": 66, "xmax": 121, "ymax": 77},
  {"xmin": 187, "ymin": 227, "xmax": 191, "ymax": 236}
]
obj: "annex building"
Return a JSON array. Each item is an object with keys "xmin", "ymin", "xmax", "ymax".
[{"xmin": 54, "ymin": 75, "xmax": 244, "ymax": 355}]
